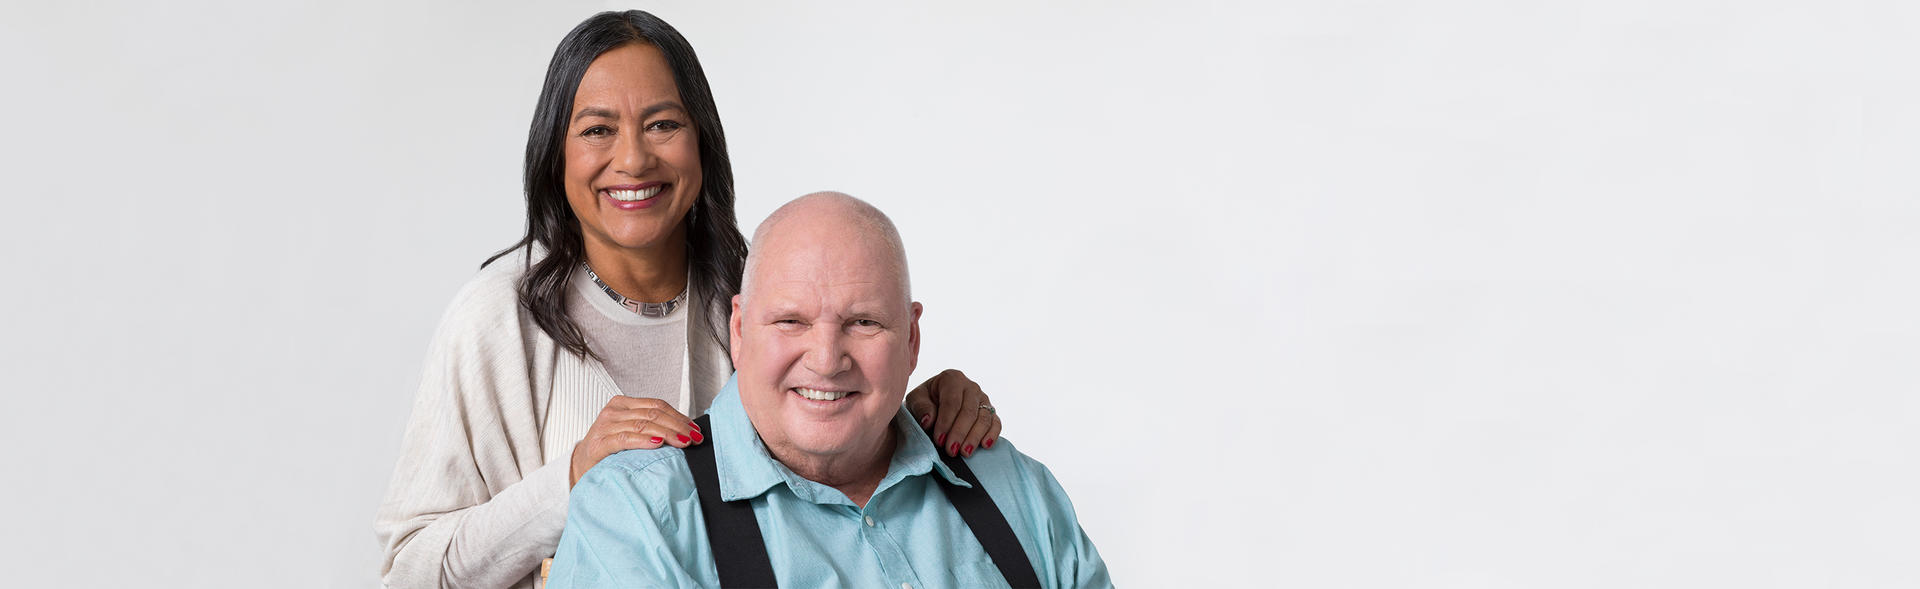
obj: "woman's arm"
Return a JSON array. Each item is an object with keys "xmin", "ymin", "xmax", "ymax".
[{"xmin": 375, "ymin": 283, "xmax": 568, "ymax": 589}]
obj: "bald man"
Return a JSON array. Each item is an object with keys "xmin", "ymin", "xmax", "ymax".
[{"xmin": 547, "ymin": 193, "xmax": 1111, "ymax": 589}]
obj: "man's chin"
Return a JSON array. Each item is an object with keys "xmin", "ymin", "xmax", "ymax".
[{"xmin": 780, "ymin": 420, "xmax": 894, "ymax": 457}]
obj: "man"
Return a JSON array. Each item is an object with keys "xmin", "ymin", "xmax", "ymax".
[{"xmin": 547, "ymin": 192, "xmax": 1110, "ymax": 588}]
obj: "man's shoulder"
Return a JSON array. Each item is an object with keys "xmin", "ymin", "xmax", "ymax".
[
  {"xmin": 955, "ymin": 437, "xmax": 1065, "ymax": 497},
  {"xmin": 591, "ymin": 446, "xmax": 695, "ymax": 479},
  {"xmin": 576, "ymin": 446, "xmax": 700, "ymax": 500}
]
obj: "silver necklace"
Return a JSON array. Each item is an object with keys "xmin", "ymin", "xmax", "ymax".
[{"xmin": 583, "ymin": 263, "xmax": 688, "ymax": 318}]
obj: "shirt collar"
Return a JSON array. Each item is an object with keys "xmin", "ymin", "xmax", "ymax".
[{"xmin": 708, "ymin": 374, "xmax": 970, "ymax": 503}]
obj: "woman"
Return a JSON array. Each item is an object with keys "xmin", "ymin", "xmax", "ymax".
[{"xmin": 375, "ymin": 11, "xmax": 1004, "ymax": 588}]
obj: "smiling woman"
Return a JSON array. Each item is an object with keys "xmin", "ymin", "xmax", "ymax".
[{"xmin": 373, "ymin": 10, "xmax": 1007, "ymax": 589}]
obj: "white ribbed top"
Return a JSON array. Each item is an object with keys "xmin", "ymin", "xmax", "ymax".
[{"xmin": 541, "ymin": 267, "xmax": 691, "ymax": 465}]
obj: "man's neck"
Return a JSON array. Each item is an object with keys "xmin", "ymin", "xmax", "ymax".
[{"xmin": 769, "ymin": 426, "xmax": 899, "ymax": 508}]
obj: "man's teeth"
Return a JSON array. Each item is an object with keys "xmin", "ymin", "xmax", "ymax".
[
  {"xmin": 607, "ymin": 186, "xmax": 662, "ymax": 201},
  {"xmin": 794, "ymin": 387, "xmax": 850, "ymax": 401}
]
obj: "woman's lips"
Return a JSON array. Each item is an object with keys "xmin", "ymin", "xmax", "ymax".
[{"xmin": 601, "ymin": 183, "xmax": 664, "ymax": 210}]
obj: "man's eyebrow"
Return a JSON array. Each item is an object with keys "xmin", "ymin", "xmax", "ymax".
[
  {"xmin": 846, "ymin": 303, "xmax": 900, "ymax": 320},
  {"xmin": 758, "ymin": 299, "xmax": 803, "ymax": 317},
  {"xmin": 571, "ymin": 101, "xmax": 688, "ymax": 123}
]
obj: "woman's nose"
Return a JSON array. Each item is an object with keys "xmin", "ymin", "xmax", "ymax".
[{"xmin": 613, "ymin": 129, "xmax": 652, "ymax": 175}]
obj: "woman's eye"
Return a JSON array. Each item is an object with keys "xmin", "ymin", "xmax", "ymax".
[
  {"xmin": 580, "ymin": 125, "xmax": 612, "ymax": 137},
  {"xmin": 646, "ymin": 120, "xmax": 685, "ymax": 132}
]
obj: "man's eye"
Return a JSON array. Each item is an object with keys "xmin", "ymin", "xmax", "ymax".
[{"xmin": 852, "ymin": 319, "xmax": 882, "ymax": 329}]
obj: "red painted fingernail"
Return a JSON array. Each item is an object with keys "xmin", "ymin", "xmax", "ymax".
[
  {"xmin": 949, "ymin": 442, "xmax": 960, "ymax": 455},
  {"xmin": 691, "ymin": 430, "xmax": 704, "ymax": 443},
  {"xmin": 936, "ymin": 433, "xmax": 946, "ymax": 447},
  {"xmin": 963, "ymin": 444, "xmax": 974, "ymax": 456},
  {"xmin": 690, "ymin": 422, "xmax": 700, "ymax": 431},
  {"xmin": 676, "ymin": 434, "xmax": 690, "ymax": 443},
  {"xmin": 983, "ymin": 438, "xmax": 994, "ymax": 449},
  {"xmin": 920, "ymin": 414, "xmax": 933, "ymax": 428},
  {"xmin": 649, "ymin": 436, "xmax": 664, "ymax": 444}
]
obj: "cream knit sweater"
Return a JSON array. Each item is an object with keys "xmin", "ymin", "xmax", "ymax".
[{"xmin": 375, "ymin": 251, "xmax": 732, "ymax": 589}]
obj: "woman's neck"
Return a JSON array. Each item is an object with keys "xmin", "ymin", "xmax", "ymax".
[{"xmin": 581, "ymin": 228, "xmax": 690, "ymax": 303}]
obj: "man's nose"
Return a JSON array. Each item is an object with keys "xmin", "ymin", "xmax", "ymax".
[{"xmin": 802, "ymin": 326, "xmax": 852, "ymax": 377}]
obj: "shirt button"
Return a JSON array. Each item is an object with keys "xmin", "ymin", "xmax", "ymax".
[
  {"xmin": 901, "ymin": 584, "xmax": 912, "ymax": 589},
  {"xmin": 865, "ymin": 516, "xmax": 876, "ymax": 527}
]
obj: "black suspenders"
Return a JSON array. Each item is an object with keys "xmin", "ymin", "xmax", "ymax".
[
  {"xmin": 682, "ymin": 414, "xmax": 1043, "ymax": 589},
  {"xmin": 930, "ymin": 438, "xmax": 1046, "ymax": 589},
  {"xmin": 685, "ymin": 415, "xmax": 778, "ymax": 588}
]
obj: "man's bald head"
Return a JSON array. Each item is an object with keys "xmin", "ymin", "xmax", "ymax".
[{"xmin": 741, "ymin": 191, "xmax": 911, "ymax": 306}]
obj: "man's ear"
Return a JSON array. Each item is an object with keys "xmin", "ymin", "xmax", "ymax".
[
  {"xmin": 729, "ymin": 294, "xmax": 745, "ymax": 366},
  {"xmin": 907, "ymin": 301, "xmax": 923, "ymax": 372}
]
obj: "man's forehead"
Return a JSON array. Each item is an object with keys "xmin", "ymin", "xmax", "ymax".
[
  {"xmin": 754, "ymin": 231, "xmax": 898, "ymax": 284},
  {"xmin": 750, "ymin": 276, "xmax": 904, "ymax": 312}
]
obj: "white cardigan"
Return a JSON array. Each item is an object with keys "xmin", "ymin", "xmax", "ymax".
[{"xmin": 375, "ymin": 251, "xmax": 733, "ymax": 589}]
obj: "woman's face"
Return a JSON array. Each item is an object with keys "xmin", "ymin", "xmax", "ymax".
[{"xmin": 563, "ymin": 43, "xmax": 702, "ymax": 258}]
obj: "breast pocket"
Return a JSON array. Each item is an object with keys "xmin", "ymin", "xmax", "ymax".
[{"xmin": 946, "ymin": 560, "xmax": 1014, "ymax": 589}]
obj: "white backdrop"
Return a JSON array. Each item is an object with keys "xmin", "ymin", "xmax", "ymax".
[{"xmin": 2, "ymin": 1, "xmax": 1916, "ymax": 587}]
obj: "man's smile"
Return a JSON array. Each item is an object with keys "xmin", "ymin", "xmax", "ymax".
[{"xmin": 791, "ymin": 387, "xmax": 857, "ymax": 402}]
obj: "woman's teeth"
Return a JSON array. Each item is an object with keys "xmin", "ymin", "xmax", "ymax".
[
  {"xmin": 794, "ymin": 387, "xmax": 851, "ymax": 401},
  {"xmin": 607, "ymin": 186, "xmax": 662, "ymax": 201}
]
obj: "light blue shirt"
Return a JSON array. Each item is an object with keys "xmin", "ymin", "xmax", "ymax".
[{"xmin": 548, "ymin": 375, "xmax": 1111, "ymax": 589}]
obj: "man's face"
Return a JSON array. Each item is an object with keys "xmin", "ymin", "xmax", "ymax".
[{"xmin": 730, "ymin": 226, "xmax": 921, "ymax": 462}]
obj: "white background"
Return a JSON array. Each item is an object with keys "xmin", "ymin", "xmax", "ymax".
[{"xmin": 2, "ymin": 0, "xmax": 1915, "ymax": 587}]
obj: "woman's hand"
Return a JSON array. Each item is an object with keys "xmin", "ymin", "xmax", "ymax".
[
  {"xmin": 570, "ymin": 396, "xmax": 703, "ymax": 487},
  {"xmin": 904, "ymin": 369, "xmax": 1002, "ymax": 458}
]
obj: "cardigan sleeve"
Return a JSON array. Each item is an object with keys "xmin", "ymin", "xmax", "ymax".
[{"xmin": 376, "ymin": 266, "xmax": 569, "ymax": 589}]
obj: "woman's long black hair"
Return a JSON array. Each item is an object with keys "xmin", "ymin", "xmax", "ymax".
[{"xmin": 485, "ymin": 10, "xmax": 747, "ymax": 359}]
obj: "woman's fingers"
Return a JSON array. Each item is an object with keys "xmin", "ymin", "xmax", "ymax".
[
  {"xmin": 940, "ymin": 381, "xmax": 991, "ymax": 456},
  {"xmin": 927, "ymin": 369, "xmax": 988, "ymax": 457},
  {"xmin": 598, "ymin": 397, "xmax": 701, "ymax": 443},
  {"xmin": 904, "ymin": 381, "xmax": 938, "ymax": 430},
  {"xmin": 603, "ymin": 429, "xmax": 670, "ymax": 451},
  {"xmin": 923, "ymin": 371, "xmax": 961, "ymax": 450},
  {"xmin": 604, "ymin": 412, "xmax": 699, "ymax": 441},
  {"xmin": 607, "ymin": 416, "xmax": 701, "ymax": 447},
  {"xmin": 956, "ymin": 405, "xmax": 998, "ymax": 457}
]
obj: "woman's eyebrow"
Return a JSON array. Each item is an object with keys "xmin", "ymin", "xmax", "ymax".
[
  {"xmin": 638, "ymin": 101, "xmax": 686, "ymax": 119},
  {"xmin": 572, "ymin": 106, "xmax": 618, "ymax": 122},
  {"xmin": 572, "ymin": 101, "xmax": 687, "ymax": 123}
]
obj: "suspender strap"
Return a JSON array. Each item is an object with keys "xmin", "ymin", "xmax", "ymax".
[
  {"xmin": 931, "ymin": 436, "xmax": 1044, "ymax": 589},
  {"xmin": 683, "ymin": 414, "xmax": 778, "ymax": 588}
]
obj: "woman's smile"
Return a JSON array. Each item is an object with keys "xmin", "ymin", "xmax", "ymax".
[{"xmin": 601, "ymin": 182, "xmax": 666, "ymax": 210}]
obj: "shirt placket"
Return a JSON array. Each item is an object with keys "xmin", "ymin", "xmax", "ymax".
[{"xmin": 854, "ymin": 498, "xmax": 924, "ymax": 589}]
